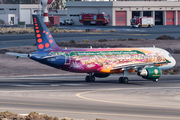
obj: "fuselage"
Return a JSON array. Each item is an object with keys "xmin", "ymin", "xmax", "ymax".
[{"xmin": 29, "ymin": 47, "xmax": 176, "ymax": 74}]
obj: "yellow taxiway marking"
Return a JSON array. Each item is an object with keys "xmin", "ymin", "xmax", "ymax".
[
  {"xmin": 76, "ymin": 88, "xmax": 180, "ymax": 109},
  {"xmin": 0, "ymin": 108, "xmax": 180, "ymax": 119}
]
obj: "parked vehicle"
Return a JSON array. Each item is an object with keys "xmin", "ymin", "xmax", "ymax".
[
  {"xmin": 131, "ymin": 17, "xmax": 154, "ymax": 28},
  {"xmin": 60, "ymin": 18, "xmax": 65, "ymax": 25},
  {"xmin": 66, "ymin": 19, "xmax": 74, "ymax": 25},
  {"xmin": 79, "ymin": 13, "xmax": 110, "ymax": 26},
  {"xmin": 0, "ymin": 19, "xmax": 5, "ymax": 25},
  {"xmin": 49, "ymin": 16, "xmax": 60, "ymax": 26}
]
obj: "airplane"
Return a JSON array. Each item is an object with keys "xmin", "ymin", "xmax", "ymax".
[{"xmin": 6, "ymin": 14, "xmax": 176, "ymax": 83}]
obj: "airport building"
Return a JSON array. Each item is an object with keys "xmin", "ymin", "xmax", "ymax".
[
  {"xmin": 66, "ymin": 1, "xmax": 180, "ymax": 26},
  {"xmin": 1, "ymin": 1, "xmax": 180, "ymax": 26},
  {"xmin": 0, "ymin": 4, "xmax": 66, "ymax": 25}
]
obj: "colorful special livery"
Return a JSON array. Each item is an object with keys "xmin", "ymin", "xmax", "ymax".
[{"xmin": 6, "ymin": 15, "xmax": 176, "ymax": 83}]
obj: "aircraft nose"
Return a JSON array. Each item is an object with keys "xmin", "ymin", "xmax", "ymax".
[{"xmin": 159, "ymin": 57, "xmax": 176, "ymax": 70}]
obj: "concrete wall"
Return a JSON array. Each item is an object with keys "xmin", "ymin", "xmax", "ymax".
[{"xmin": 0, "ymin": 4, "xmax": 19, "ymax": 16}]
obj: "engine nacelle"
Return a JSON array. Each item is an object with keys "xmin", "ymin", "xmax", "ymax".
[
  {"xmin": 94, "ymin": 73, "xmax": 110, "ymax": 78},
  {"xmin": 138, "ymin": 67, "xmax": 161, "ymax": 80}
]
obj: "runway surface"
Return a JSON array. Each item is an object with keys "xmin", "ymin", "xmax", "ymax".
[
  {"xmin": 1, "ymin": 26, "xmax": 180, "ymax": 49},
  {"xmin": 0, "ymin": 75, "xmax": 180, "ymax": 120}
]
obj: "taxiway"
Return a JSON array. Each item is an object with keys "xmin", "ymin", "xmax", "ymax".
[{"xmin": 0, "ymin": 75, "xmax": 180, "ymax": 120}]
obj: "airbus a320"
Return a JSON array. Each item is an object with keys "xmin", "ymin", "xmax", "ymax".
[{"xmin": 6, "ymin": 14, "xmax": 176, "ymax": 83}]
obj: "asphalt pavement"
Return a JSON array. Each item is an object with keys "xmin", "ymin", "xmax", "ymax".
[{"xmin": 0, "ymin": 75, "xmax": 180, "ymax": 120}]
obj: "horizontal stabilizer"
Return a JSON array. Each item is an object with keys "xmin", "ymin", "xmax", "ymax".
[{"xmin": 6, "ymin": 52, "xmax": 29, "ymax": 58}]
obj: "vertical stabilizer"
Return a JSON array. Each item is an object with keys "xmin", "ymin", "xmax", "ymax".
[{"xmin": 32, "ymin": 14, "xmax": 61, "ymax": 51}]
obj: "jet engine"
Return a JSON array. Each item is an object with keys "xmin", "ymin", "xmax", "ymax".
[
  {"xmin": 137, "ymin": 67, "xmax": 161, "ymax": 79},
  {"xmin": 94, "ymin": 73, "xmax": 110, "ymax": 78}
]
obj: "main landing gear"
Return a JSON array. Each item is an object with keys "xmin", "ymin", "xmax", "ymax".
[
  {"xmin": 85, "ymin": 73, "xmax": 95, "ymax": 82},
  {"xmin": 119, "ymin": 69, "xmax": 129, "ymax": 84},
  {"xmin": 119, "ymin": 77, "xmax": 129, "ymax": 84}
]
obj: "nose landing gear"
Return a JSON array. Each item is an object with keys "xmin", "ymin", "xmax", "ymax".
[
  {"xmin": 153, "ymin": 79, "xmax": 158, "ymax": 82},
  {"xmin": 85, "ymin": 73, "xmax": 95, "ymax": 82}
]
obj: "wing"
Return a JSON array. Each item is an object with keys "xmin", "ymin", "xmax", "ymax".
[{"xmin": 111, "ymin": 61, "xmax": 170, "ymax": 71}]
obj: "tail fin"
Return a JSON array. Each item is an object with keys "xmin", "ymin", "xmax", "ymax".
[{"xmin": 32, "ymin": 14, "xmax": 61, "ymax": 51}]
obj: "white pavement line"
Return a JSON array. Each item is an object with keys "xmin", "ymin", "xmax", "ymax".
[
  {"xmin": 51, "ymin": 84, "xmax": 60, "ymax": 87},
  {"xmin": 61, "ymin": 84, "xmax": 87, "ymax": 86}
]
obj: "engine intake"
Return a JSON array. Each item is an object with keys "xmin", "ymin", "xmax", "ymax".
[{"xmin": 138, "ymin": 67, "xmax": 161, "ymax": 79}]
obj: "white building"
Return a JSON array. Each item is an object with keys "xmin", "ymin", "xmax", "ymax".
[
  {"xmin": 0, "ymin": 4, "xmax": 66, "ymax": 25},
  {"xmin": 66, "ymin": 1, "xmax": 180, "ymax": 26}
]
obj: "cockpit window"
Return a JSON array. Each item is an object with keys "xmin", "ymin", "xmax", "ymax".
[{"xmin": 168, "ymin": 54, "xmax": 172, "ymax": 57}]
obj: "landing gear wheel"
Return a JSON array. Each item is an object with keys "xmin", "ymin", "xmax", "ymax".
[
  {"xmin": 85, "ymin": 76, "xmax": 90, "ymax": 82},
  {"xmin": 119, "ymin": 77, "xmax": 124, "ymax": 83},
  {"xmin": 153, "ymin": 79, "xmax": 158, "ymax": 82},
  {"xmin": 91, "ymin": 76, "xmax": 95, "ymax": 82},
  {"xmin": 85, "ymin": 76, "xmax": 95, "ymax": 82},
  {"xmin": 123, "ymin": 77, "xmax": 129, "ymax": 84},
  {"xmin": 119, "ymin": 77, "xmax": 129, "ymax": 84}
]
